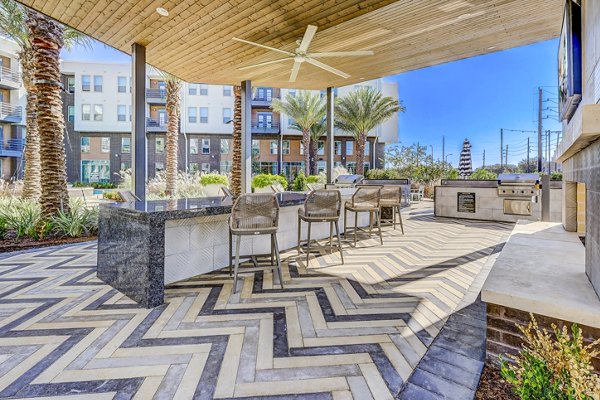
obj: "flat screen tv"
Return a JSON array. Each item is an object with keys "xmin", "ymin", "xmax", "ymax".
[{"xmin": 558, "ymin": 0, "xmax": 582, "ymax": 121}]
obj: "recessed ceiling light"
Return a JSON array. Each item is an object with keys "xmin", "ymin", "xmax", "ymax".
[
  {"xmin": 156, "ymin": 7, "xmax": 169, "ymax": 17},
  {"xmin": 488, "ymin": 46, "xmax": 496, "ymax": 50},
  {"xmin": 360, "ymin": 77, "xmax": 365, "ymax": 80}
]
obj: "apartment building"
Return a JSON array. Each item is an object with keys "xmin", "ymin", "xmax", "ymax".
[{"xmin": 0, "ymin": 38, "xmax": 25, "ymax": 181}]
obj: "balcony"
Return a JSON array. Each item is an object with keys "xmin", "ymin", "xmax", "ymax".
[
  {"xmin": 146, "ymin": 117, "xmax": 168, "ymax": 132},
  {"xmin": 146, "ymin": 88, "xmax": 166, "ymax": 103},
  {"xmin": 0, "ymin": 103, "xmax": 23, "ymax": 123},
  {"xmin": 0, "ymin": 138, "xmax": 25, "ymax": 157},
  {"xmin": 0, "ymin": 66, "xmax": 20, "ymax": 90},
  {"xmin": 251, "ymin": 122, "xmax": 280, "ymax": 134},
  {"xmin": 252, "ymin": 88, "xmax": 280, "ymax": 108}
]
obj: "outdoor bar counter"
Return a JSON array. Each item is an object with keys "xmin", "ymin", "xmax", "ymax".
[{"xmin": 97, "ymin": 191, "xmax": 369, "ymax": 308}]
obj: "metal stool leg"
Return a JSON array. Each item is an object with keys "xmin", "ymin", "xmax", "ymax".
[
  {"xmin": 228, "ymin": 230, "xmax": 233, "ymax": 276},
  {"xmin": 297, "ymin": 216, "xmax": 302, "ymax": 256},
  {"xmin": 273, "ymin": 233, "xmax": 284, "ymax": 288},
  {"xmin": 392, "ymin": 206, "xmax": 397, "ymax": 230},
  {"xmin": 354, "ymin": 211, "xmax": 358, "ymax": 247},
  {"xmin": 232, "ymin": 235, "xmax": 242, "ymax": 293},
  {"xmin": 335, "ymin": 220, "xmax": 344, "ymax": 264},
  {"xmin": 329, "ymin": 221, "xmax": 333, "ymax": 252},
  {"xmin": 398, "ymin": 205, "xmax": 404, "ymax": 234},
  {"xmin": 369, "ymin": 211, "xmax": 373, "ymax": 236},
  {"xmin": 306, "ymin": 221, "xmax": 312, "ymax": 265},
  {"xmin": 343, "ymin": 207, "xmax": 347, "ymax": 238},
  {"xmin": 376, "ymin": 209, "xmax": 383, "ymax": 245}
]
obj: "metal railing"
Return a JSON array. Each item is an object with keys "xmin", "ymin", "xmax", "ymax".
[
  {"xmin": 0, "ymin": 102, "xmax": 23, "ymax": 122},
  {"xmin": 146, "ymin": 118, "xmax": 168, "ymax": 128},
  {"xmin": 0, "ymin": 138, "xmax": 25, "ymax": 156},
  {"xmin": 251, "ymin": 122, "xmax": 280, "ymax": 133},
  {"xmin": 0, "ymin": 66, "xmax": 20, "ymax": 85},
  {"xmin": 146, "ymin": 88, "xmax": 167, "ymax": 99}
]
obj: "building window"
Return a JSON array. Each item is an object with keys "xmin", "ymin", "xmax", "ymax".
[
  {"xmin": 317, "ymin": 161, "xmax": 326, "ymax": 173},
  {"xmin": 317, "ymin": 141, "xmax": 325, "ymax": 155},
  {"xmin": 120, "ymin": 161, "xmax": 130, "ymax": 171},
  {"xmin": 101, "ymin": 137, "xmax": 110, "ymax": 153},
  {"xmin": 121, "ymin": 137, "xmax": 130, "ymax": 153},
  {"xmin": 82, "ymin": 104, "xmax": 91, "ymax": 121},
  {"xmin": 82, "ymin": 75, "xmax": 90, "ymax": 91},
  {"xmin": 201, "ymin": 138, "xmax": 210, "ymax": 154},
  {"xmin": 252, "ymin": 140, "xmax": 260, "ymax": 157},
  {"xmin": 223, "ymin": 85, "xmax": 232, "ymax": 96},
  {"xmin": 67, "ymin": 106, "xmax": 75, "ymax": 122},
  {"xmin": 364, "ymin": 141, "xmax": 370, "ymax": 156},
  {"xmin": 190, "ymin": 138, "xmax": 198, "ymax": 154},
  {"xmin": 199, "ymin": 83, "xmax": 208, "ymax": 95},
  {"xmin": 81, "ymin": 137, "xmax": 90, "ymax": 153},
  {"xmin": 81, "ymin": 160, "xmax": 110, "ymax": 183},
  {"xmin": 117, "ymin": 76, "xmax": 127, "ymax": 93},
  {"xmin": 346, "ymin": 141, "xmax": 354, "ymax": 156},
  {"xmin": 188, "ymin": 84, "xmax": 197, "ymax": 95},
  {"xmin": 220, "ymin": 138, "xmax": 229, "ymax": 154},
  {"xmin": 94, "ymin": 75, "xmax": 103, "ymax": 92},
  {"xmin": 220, "ymin": 161, "xmax": 232, "ymax": 173},
  {"xmin": 282, "ymin": 140, "xmax": 290, "ymax": 155},
  {"xmin": 288, "ymin": 117, "xmax": 296, "ymax": 127},
  {"xmin": 199, "ymin": 107, "xmax": 208, "ymax": 123},
  {"xmin": 117, "ymin": 105, "xmax": 126, "ymax": 121},
  {"xmin": 188, "ymin": 107, "xmax": 197, "ymax": 123},
  {"xmin": 201, "ymin": 162, "xmax": 210, "ymax": 173},
  {"xmin": 300, "ymin": 142, "xmax": 304, "ymax": 155},
  {"xmin": 156, "ymin": 137, "xmax": 165, "ymax": 153},
  {"xmin": 347, "ymin": 162, "xmax": 356, "ymax": 173},
  {"xmin": 222, "ymin": 108, "xmax": 231, "ymax": 124},
  {"xmin": 67, "ymin": 76, "xmax": 75, "ymax": 93},
  {"xmin": 189, "ymin": 162, "xmax": 199, "ymax": 173},
  {"xmin": 334, "ymin": 141, "xmax": 342, "ymax": 155},
  {"xmin": 270, "ymin": 140, "xmax": 278, "ymax": 155},
  {"xmin": 155, "ymin": 162, "xmax": 164, "ymax": 172},
  {"xmin": 288, "ymin": 89, "xmax": 296, "ymax": 98},
  {"xmin": 93, "ymin": 104, "xmax": 103, "ymax": 121}
]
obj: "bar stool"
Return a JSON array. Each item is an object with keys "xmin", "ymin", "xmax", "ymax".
[
  {"xmin": 297, "ymin": 189, "xmax": 344, "ymax": 265},
  {"xmin": 380, "ymin": 186, "xmax": 404, "ymax": 234},
  {"xmin": 344, "ymin": 186, "xmax": 383, "ymax": 246},
  {"xmin": 229, "ymin": 193, "xmax": 284, "ymax": 293}
]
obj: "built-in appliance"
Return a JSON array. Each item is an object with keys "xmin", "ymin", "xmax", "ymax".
[
  {"xmin": 333, "ymin": 174, "xmax": 364, "ymax": 188},
  {"xmin": 497, "ymin": 173, "xmax": 540, "ymax": 216}
]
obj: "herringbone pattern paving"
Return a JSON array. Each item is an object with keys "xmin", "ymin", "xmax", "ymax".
[{"xmin": 0, "ymin": 203, "xmax": 512, "ymax": 399}]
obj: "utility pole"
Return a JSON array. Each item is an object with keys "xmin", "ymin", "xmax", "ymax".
[
  {"xmin": 416, "ymin": 141, "xmax": 419, "ymax": 167},
  {"xmin": 526, "ymin": 137, "xmax": 530, "ymax": 173},
  {"xmin": 555, "ymin": 131, "xmax": 560, "ymax": 172},
  {"xmin": 442, "ymin": 136, "xmax": 445, "ymax": 164},
  {"xmin": 547, "ymin": 130, "xmax": 551, "ymax": 174},
  {"xmin": 537, "ymin": 87, "xmax": 543, "ymax": 172},
  {"xmin": 483, "ymin": 150, "xmax": 486, "ymax": 168},
  {"xmin": 500, "ymin": 128, "xmax": 504, "ymax": 171},
  {"xmin": 505, "ymin": 144, "xmax": 508, "ymax": 168}
]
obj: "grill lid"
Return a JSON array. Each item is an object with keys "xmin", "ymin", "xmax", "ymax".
[
  {"xmin": 498, "ymin": 173, "xmax": 539, "ymax": 185},
  {"xmin": 335, "ymin": 174, "xmax": 364, "ymax": 184}
]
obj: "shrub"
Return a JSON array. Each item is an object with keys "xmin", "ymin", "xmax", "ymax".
[
  {"xmin": 470, "ymin": 168, "xmax": 497, "ymax": 180},
  {"xmin": 292, "ymin": 171, "xmax": 307, "ymax": 191},
  {"xmin": 366, "ymin": 168, "xmax": 402, "ymax": 180},
  {"xmin": 71, "ymin": 181, "xmax": 90, "ymax": 188},
  {"xmin": 91, "ymin": 182, "xmax": 116, "ymax": 189},
  {"xmin": 200, "ymin": 173, "xmax": 229, "ymax": 186},
  {"xmin": 252, "ymin": 174, "xmax": 288, "ymax": 190},
  {"xmin": 103, "ymin": 191, "xmax": 123, "ymax": 201},
  {"xmin": 0, "ymin": 199, "xmax": 41, "ymax": 239},
  {"xmin": 51, "ymin": 200, "xmax": 98, "ymax": 237},
  {"xmin": 0, "ymin": 214, "xmax": 7, "ymax": 239},
  {"xmin": 306, "ymin": 175, "xmax": 325, "ymax": 184},
  {"xmin": 551, "ymin": 172, "xmax": 563, "ymax": 181},
  {"xmin": 500, "ymin": 314, "xmax": 600, "ymax": 399}
]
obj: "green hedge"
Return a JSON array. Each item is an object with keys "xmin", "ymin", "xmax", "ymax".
[
  {"xmin": 365, "ymin": 168, "xmax": 402, "ymax": 180},
  {"xmin": 200, "ymin": 173, "xmax": 229, "ymax": 186},
  {"xmin": 252, "ymin": 174, "xmax": 288, "ymax": 190}
]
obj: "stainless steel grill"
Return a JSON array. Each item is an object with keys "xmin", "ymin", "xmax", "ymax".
[
  {"xmin": 335, "ymin": 175, "xmax": 364, "ymax": 188},
  {"xmin": 497, "ymin": 173, "xmax": 540, "ymax": 216}
]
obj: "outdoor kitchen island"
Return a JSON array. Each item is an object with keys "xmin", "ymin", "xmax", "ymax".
[{"xmin": 97, "ymin": 191, "xmax": 370, "ymax": 308}]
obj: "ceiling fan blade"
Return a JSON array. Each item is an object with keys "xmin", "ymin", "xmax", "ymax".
[
  {"xmin": 305, "ymin": 58, "xmax": 350, "ymax": 79},
  {"xmin": 308, "ymin": 50, "xmax": 374, "ymax": 57},
  {"xmin": 239, "ymin": 57, "xmax": 293, "ymax": 70},
  {"xmin": 289, "ymin": 61, "xmax": 302, "ymax": 82},
  {"xmin": 298, "ymin": 25, "xmax": 318, "ymax": 53},
  {"xmin": 232, "ymin": 37, "xmax": 294, "ymax": 56}
]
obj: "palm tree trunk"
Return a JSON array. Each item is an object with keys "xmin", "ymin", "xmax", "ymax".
[
  {"xmin": 302, "ymin": 130, "xmax": 310, "ymax": 176},
  {"xmin": 309, "ymin": 138, "xmax": 317, "ymax": 175},
  {"xmin": 19, "ymin": 47, "xmax": 41, "ymax": 200},
  {"xmin": 355, "ymin": 133, "xmax": 367, "ymax": 176},
  {"xmin": 27, "ymin": 10, "xmax": 69, "ymax": 217},
  {"xmin": 164, "ymin": 79, "xmax": 181, "ymax": 197},
  {"xmin": 231, "ymin": 85, "xmax": 242, "ymax": 197}
]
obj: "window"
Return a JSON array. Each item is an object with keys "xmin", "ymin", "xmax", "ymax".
[
  {"xmin": 334, "ymin": 141, "xmax": 342, "ymax": 155},
  {"xmin": 201, "ymin": 163, "xmax": 210, "ymax": 173},
  {"xmin": 282, "ymin": 140, "xmax": 290, "ymax": 155},
  {"xmin": 82, "ymin": 75, "xmax": 90, "ymax": 91},
  {"xmin": 121, "ymin": 137, "xmax": 130, "ymax": 153},
  {"xmin": 155, "ymin": 137, "xmax": 165, "ymax": 153},
  {"xmin": 317, "ymin": 141, "xmax": 325, "ymax": 155},
  {"xmin": 82, "ymin": 104, "xmax": 91, "ymax": 121},
  {"xmin": 120, "ymin": 161, "xmax": 130, "ymax": 171},
  {"xmin": 288, "ymin": 89, "xmax": 296, "ymax": 98},
  {"xmin": 117, "ymin": 105, "xmax": 126, "ymax": 121},
  {"xmin": 94, "ymin": 75, "xmax": 103, "ymax": 92},
  {"xmin": 188, "ymin": 84, "xmax": 197, "ymax": 95},
  {"xmin": 81, "ymin": 160, "xmax": 110, "ymax": 183},
  {"xmin": 189, "ymin": 162, "xmax": 199, "ymax": 173},
  {"xmin": 252, "ymin": 140, "xmax": 260, "ymax": 157},
  {"xmin": 81, "ymin": 137, "xmax": 90, "ymax": 153},
  {"xmin": 288, "ymin": 117, "xmax": 296, "ymax": 127},
  {"xmin": 220, "ymin": 138, "xmax": 229, "ymax": 154},
  {"xmin": 155, "ymin": 162, "xmax": 164, "ymax": 172},
  {"xmin": 93, "ymin": 104, "xmax": 103, "ymax": 121},
  {"xmin": 67, "ymin": 76, "xmax": 75, "ymax": 93},
  {"xmin": 190, "ymin": 138, "xmax": 198, "ymax": 154},
  {"xmin": 117, "ymin": 76, "xmax": 127, "ymax": 93},
  {"xmin": 220, "ymin": 161, "xmax": 232, "ymax": 173},
  {"xmin": 188, "ymin": 107, "xmax": 197, "ymax": 123},
  {"xmin": 223, "ymin": 85, "xmax": 232, "ymax": 96},
  {"xmin": 270, "ymin": 140, "xmax": 278, "ymax": 155},
  {"xmin": 346, "ymin": 141, "xmax": 354, "ymax": 155},
  {"xmin": 199, "ymin": 107, "xmax": 208, "ymax": 123},
  {"xmin": 201, "ymin": 138, "xmax": 210, "ymax": 154},
  {"xmin": 317, "ymin": 161, "xmax": 326, "ymax": 173},
  {"xmin": 222, "ymin": 108, "xmax": 231, "ymax": 124},
  {"xmin": 300, "ymin": 142, "xmax": 304, "ymax": 155},
  {"xmin": 364, "ymin": 141, "xmax": 370, "ymax": 156},
  {"xmin": 199, "ymin": 83, "xmax": 208, "ymax": 95},
  {"xmin": 67, "ymin": 106, "xmax": 75, "ymax": 122},
  {"xmin": 101, "ymin": 137, "xmax": 110, "ymax": 153},
  {"xmin": 347, "ymin": 162, "xmax": 356, "ymax": 173}
]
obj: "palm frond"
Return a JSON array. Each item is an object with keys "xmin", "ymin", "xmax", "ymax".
[
  {"xmin": 0, "ymin": 0, "xmax": 28, "ymax": 48},
  {"xmin": 272, "ymin": 90, "xmax": 326, "ymax": 133},
  {"xmin": 62, "ymin": 27, "xmax": 92, "ymax": 50}
]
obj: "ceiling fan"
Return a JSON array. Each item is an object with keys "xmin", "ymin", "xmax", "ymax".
[{"xmin": 233, "ymin": 25, "xmax": 374, "ymax": 83}]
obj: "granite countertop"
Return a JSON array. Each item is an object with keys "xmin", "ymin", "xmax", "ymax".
[{"xmin": 100, "ymin": 192, "xmax": 308, "ymax": 221}]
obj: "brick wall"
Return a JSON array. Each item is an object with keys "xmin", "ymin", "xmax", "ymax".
[{"xmin": 486, "ymin": 303, "xmax": 600, "ymax": 371}]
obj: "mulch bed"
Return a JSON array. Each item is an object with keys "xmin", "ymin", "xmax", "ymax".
[
  {"xmin": 476, "ymin": 362, "xmax": 519, "ymax": 400},
  {"xmin": 0, "ymin": 234, "xmax": 97, "ymax": 254}
]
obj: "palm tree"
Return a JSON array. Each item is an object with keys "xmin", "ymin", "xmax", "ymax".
[
  {"xmin": 0, "ymin": 0, "xmax": 89, "ymax": 200},
  {"xmin": 163, "ymin": 74, "xmax": 181, "ymax": 197},
  {"xmin": 273, "ymin": 91, "xmax": 325, "ymax": 176},
  {"xmin": 335, "ymin": 87, "xmax": 404, "ymax": 175},
  {"xmin": 230, "ymin": 85, "xmax": 242, "ymax": 197},
  {"xmin": 298, "ymin": 119, "xmax": 326, "ymax": 175}
]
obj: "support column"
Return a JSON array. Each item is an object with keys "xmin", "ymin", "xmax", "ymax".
[
  {"xmin": 240, "ymin": 80, "xmax": 252, "ymax": 193},
  {"xmin": 132, "ymin": 43, "xmax": 146, "ymax": 201},
  {"xmin": 326, "ymin": 87, "xmax": 335, "ymax": 184}
]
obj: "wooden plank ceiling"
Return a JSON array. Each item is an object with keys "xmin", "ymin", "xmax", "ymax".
[{"xmin": 17, "ymin": 0, "xmax": 564, "ymax": 89}]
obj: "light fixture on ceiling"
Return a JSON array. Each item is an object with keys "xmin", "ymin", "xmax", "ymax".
[
  {"xmin": 156, "ymin": 7, "xmax": 169, "ymax": 17},
  {"xmin": 488, "ymin": 46, "xmax": 496, "ymax": 50}
]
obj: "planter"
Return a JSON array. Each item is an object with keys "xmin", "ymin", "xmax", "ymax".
[
  {"xmin": 254, "ymin": 186, "xmax": 275, "ymax": 193},
  {"xmin": 203, "ymin": 184, "xmax": 226, "ymax": 197}
]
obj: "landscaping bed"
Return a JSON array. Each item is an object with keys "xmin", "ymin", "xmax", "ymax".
[
  {"xmin": 475, "ymin": 363, "xmax": 518, "ymax": 400},
  {"xmin": 0, "ymin": 233, "xmax": 96, "ymax": 253}
]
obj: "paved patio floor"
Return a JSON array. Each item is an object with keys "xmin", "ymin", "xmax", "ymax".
[{"xmin": 0, "ymin": 202, "xmax": 512, "ymax": 399}]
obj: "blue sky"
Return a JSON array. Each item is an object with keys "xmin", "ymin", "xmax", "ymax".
[{"xmin": 62, "ymin": 38, "xmax": 562, "ymax": 168}]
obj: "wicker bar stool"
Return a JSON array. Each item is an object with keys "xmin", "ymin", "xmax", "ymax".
[
  {"xmin": 229, "ymin": 193, "xmax": 284, "ymax": 293},
  {"xmin": 380, "ymin": 186, "xmax": 404, "ymax": 234},
  {"xmin": 344, "ymin": 186, "xmax": 383, "ymax": 246},
  {"xmin": 297, "ymin": 189, "xmax": 344, "ymax": 265}
]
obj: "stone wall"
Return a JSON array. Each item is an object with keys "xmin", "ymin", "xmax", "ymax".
[{"xmin": 486, "ymin": 303, "xmax": 600, "ymax": 371}]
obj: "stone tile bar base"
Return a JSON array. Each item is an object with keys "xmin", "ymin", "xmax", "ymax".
[{"xmin": 486, "ymin": 303, "xmax": 600, "ymax": 372}]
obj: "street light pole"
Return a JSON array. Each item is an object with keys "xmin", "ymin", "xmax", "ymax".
[
  {"xmin": 429, "ymin": 145, "xmax": 434, "ymax": 161},
  {"xmin": 445, "ymin": 153, "xmax": 453, "ymax": 163}
]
